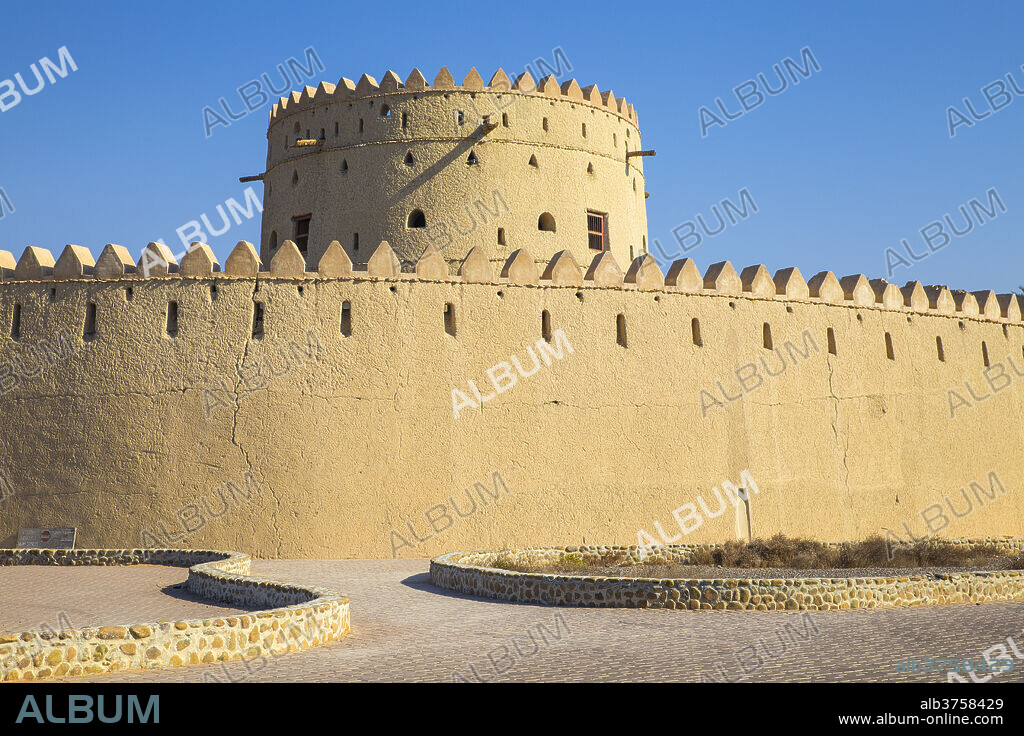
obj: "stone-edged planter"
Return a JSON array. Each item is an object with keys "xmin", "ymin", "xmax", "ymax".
[
  {"xmin": 0, "ymin": 548, "xmax": 350, "ymax": 682},
  {"xmin": 430, "ymin": 539, "xmax": 1024, "ymax": 611}
]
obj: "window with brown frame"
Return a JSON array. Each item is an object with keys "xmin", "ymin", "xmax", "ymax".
[
  {"xmin": 587, "ymin": 210, "xmax": 607, "ymax": 251},
  {"xmin": 292, "ymin": 214, "xmax": 311, "ymax": 254}
]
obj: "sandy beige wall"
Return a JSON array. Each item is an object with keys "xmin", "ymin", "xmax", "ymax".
[
  {"xmin": 261, "ymin": 87, "xmax": 647, "ymax": 272},
  {"xmin": 0, "ymin": 275, "xmax": 1022, "ymax": 558}
]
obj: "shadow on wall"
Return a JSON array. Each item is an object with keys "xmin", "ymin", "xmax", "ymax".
[{"xmin": 384, "ymin": 127, "xmax": 488, "ymax": 210}]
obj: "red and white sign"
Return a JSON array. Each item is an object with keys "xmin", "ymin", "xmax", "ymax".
[{"xmin": 16, "ymin": 527, "xmax": 76, "ymax": 548}]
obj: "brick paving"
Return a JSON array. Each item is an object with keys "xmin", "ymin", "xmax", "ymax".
[
  {"xmin": 0, "ymin": 565, "xmax": 259, "ymax": 632},
  {"xmin": 6, "ymin": 559, "xmax": 1021, "ymax": 683}
]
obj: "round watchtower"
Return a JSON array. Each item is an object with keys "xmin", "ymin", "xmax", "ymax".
[{"xmin": 258, "ymin": 66, "xmax": 649, "ymax": 272}]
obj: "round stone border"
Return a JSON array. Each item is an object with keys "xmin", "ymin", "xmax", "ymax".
[
  {"xmin": 430, "ymin": 538, "xmax": 1024, "ymax": 611},
  {"xmin": 0, "ymin": 548, "xmax": 350, "ymax": 682}
]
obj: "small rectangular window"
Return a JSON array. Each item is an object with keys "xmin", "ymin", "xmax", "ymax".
[
  {"xmin": 827, "ymin": 327, "xmax": 837, "ymax": 355},
  {"xmin": 166, "ymin": 301, "xmax": 179, "ymax": 337},
  {"xmin": 292, "ymin": 214, "xmax": 312, "ymax": 254},
  {"xmin": 84, "ymin": 302, "xmax": 97, "ymax": 340},
  {"xmin": 885, "ymin": 332, "xmax": 895, "ymax": 361},
  {"xmin": 341, "ymin": 301, "xmax": 352, "ymax": 337},
  {"xmin": 252, "ymin": 302, "xmax": 264, "ymax": 339},
  {"xmin": 587, "ymin": 210, "xmax": 608, "ymax": 251},
  {"xmin": 444, "ymin": 303, "xmax": 456, "ymax": 337},
  {"xmin": 11, "ymin": 303, "xmax": 21, "ymax": 339}
]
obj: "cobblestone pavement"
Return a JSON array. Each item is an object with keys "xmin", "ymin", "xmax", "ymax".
[
  {"xmin": 0, "ymin": 565, "xmax": 259, "ymax": 632},
  {"xmin": 12, "ymin": 559, "xmax": 1021, "ymax": 683}
]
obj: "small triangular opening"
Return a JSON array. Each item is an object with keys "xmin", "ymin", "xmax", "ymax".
[
  {"xmin": 340, "ymin": 160, "xmax": 348, "ymax": 175},
  {"xmin": 586, "ymin": 162, "xmax": 594, "ymax": 174},
  {"xmin": 528, "ymin": 154, "xmax": 538, "ymax": 168},
  {"xmin": 466, "ymin": 150, "xmax": 479, "ymax": 165},
  {"xmin": 404, "ymin": 151, "xmax": 415, "ymax": 166}
]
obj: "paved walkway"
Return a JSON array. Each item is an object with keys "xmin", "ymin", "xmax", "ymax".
[
  {"xmin": 6, "ymin": 559, "xmax": 1022, "ymax": 682},
  {"xmin": 0, "ymin": 565, "xmax": 258, "ymax": 632}
]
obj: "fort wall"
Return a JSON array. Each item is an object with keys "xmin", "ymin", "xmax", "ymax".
[{"xmin": 0, "ymin": 242, "xmax": 1022, "ymax": 558}]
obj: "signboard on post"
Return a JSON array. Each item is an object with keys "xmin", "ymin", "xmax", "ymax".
[{"xmin": 16, "ymin": 527, "xmax": 77, "ymax": 549}]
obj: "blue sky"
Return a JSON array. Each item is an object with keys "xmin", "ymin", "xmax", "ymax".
[{"xmin": 1, "ymin": 0, "xmax": 1021, "ymax": 292}]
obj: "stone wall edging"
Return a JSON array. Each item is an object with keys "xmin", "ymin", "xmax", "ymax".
[
  {"xmin": 430, "ymin": 538, "xmax": 1024, "ymax": 611},
  {"xmin": 0, "ymin": 548, "xmax": 350, "ymax": 682}
]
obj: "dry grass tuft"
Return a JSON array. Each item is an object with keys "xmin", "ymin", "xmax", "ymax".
[{"xmin": 488, "ymin": 553, "xmax": 521, "ymax": 571}]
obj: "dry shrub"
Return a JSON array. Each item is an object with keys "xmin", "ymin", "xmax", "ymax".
[
  {"xmin": 688, "ymin": 535, "xmax": 1006, "ymax": 570},
  {"xmin": 688, "ymin": 546, "xmax": 716, "ymax": 566},
  {"xmin": 908, "ymin": 541, "xmax": 1002, "ymax": 568},
  {"xmin": 489, "ymin": 553, "xmax": 522, "ymax": 571},
  {"xmin": 550, "ymin": 552, "xmax": 586, "ymax": 572},
  {"xmin": 482, "ymin": 537, "xmax": 1017, "ymax": 574},
  {"xmin": 837, "ymin": 537, "xmax": 1008, "ymax": 569},
  {"xmin": 641, "ymin": 556, "xmax": 670, "ymax": 566},
  {"xmin": 837, "ymin": 536, "xmax": 889, "ymax": 568},
  {"xmin": 706, "ymin": 535, "xmax": 838, "ymax": 569}
]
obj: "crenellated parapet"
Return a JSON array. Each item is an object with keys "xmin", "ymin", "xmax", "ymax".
[
  {"xmin": 1, "ymin": 241, "xmax": 1022, "ymax": 326},
  {"xmin": 269, "ymin": 66, "xmax": 639, "ymax": 127}
]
